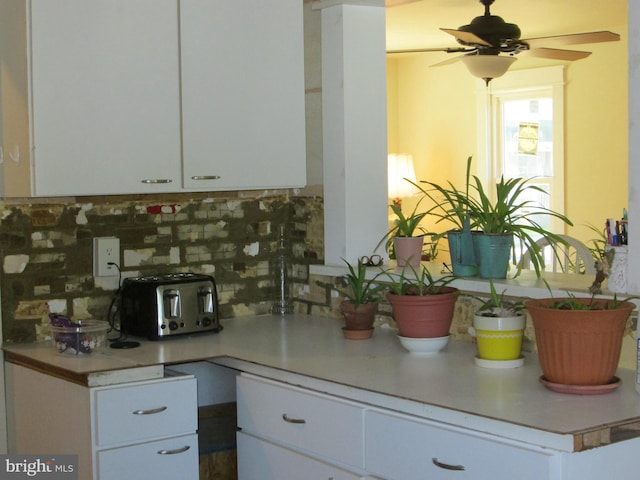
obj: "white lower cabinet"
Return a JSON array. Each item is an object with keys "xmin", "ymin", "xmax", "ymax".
[
  {"xmin": 5, "ymin": 363, "xmax": 198, "ymax": 480},
  {"xmin": 238, "ymin": 432, "xmax": 365, "ymax": 480},
  {"xmin": 236, "ymin": 374, "xmax": 562, "ymax": 480},
  {"xmin": 236, "ymin": 374, "xmax": 367, "ymax": 479},
  {"xmin": 97, "ymin": 433, "xmax": 198, "ymax": 479},
  {"xmin": 91, "ymin": 375, "xmax": 199, "ymax": 480},
  {"xmin": 365, "ymin": 410, "xmax": 558, "ymax": 480}
]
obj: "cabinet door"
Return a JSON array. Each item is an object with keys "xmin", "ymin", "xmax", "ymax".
[
  {"xmin": 365, "ymin": 410, "xmax": 556, "ymax": 480},
  {"xmin": 97, "ymin": 433, "xmax": 199, "ymax": 480},
  {"xmin": 29, "ymin": 0, "xmax": 181, "ymax": 196},
  {"xmin": 93, "ymin": 376, "xmax": 197, "ymax": 447},
  {"xmin": 237, "ymin": 375, "xmax": 365, "ymax": 469},
  {"xmin": 237, "ymin": 432, "xmax": 364, "ymax": 480},
  {"xmin": 180, "ymin": 0, "xmax": 306, "ymax": 190}
]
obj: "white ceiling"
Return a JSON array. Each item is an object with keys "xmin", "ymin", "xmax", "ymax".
[{"xmin": 385, "ymin": 0, "xmax": 627, "ymax": 52}]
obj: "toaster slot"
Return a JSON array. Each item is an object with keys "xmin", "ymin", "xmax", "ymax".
[
  {"xmin": 163, "ymin": 289, "xmax": 181, "ymax": 319},
  {"xmin": 198, "ymin": 287, "xmax": 215, "ymax": 314}
]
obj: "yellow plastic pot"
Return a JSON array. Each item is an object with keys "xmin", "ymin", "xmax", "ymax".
[{"xmin": 473, "ymin": 313, "xmax": 526, "ymax": 361}]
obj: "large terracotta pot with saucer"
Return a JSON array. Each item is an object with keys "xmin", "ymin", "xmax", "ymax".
[{"xmin": 525, "ymin": 298, "xmax": 634, "ymax": 393}]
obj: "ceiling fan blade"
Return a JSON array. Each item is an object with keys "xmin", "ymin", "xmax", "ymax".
[
  {"xmin": 387, "ymin": 47, "xmax": 471, "ymax": 55},
  {"xmin": 523, "ymin": 47, "xmax": 591, "ymax": 61},
  {"xmin": 524, "ymin": 31, "xmax": 620, "ymax": 49},
  {"xmin": 441, "ymin": 28, "xmax": 492, "ymax": 47},
  {"xmin": 429, "ymin": 55, "xmax": 466, "ymax": 67}
]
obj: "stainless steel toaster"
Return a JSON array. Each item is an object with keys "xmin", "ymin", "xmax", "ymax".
[{"xmin": 119, "ymin": 273, "xmax": 222, "ymax": 340}]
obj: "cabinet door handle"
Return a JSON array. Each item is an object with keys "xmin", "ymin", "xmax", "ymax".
[
  {"xmin": 132, "ymin": 406, "xmax": 168, "ymax": 415},
  {"xmin": 191, "ymin": 175, "xmax": 221, "ymax": 180},
  {"xmin": 432, "ymin": 457, "xmax": 465, "ymax": 471},
  {"xmin": 282, "ymin": 413, "xmax": 306, "ymax": 424},
  {"xmin": 141, "ymin": 179, "xmax": 173, "ymax": 184},
  {"xmin": 157, "ymin": 445, "xmax": 191, "ymax": 455}
]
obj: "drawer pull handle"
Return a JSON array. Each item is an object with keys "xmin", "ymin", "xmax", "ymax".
[
  {"xmin": 282, "ymin": 413, "xmax": 306, "ymax": 424},
  {"xmin": 157, "ymin": 445, "xmax": 191, "ymax": 455},
  {"xmin": 141, "ymin": 179, "xmax": 173, "ymax": 184},
  {"xmin": 432, "ymin": 458, "xmax": 465, "ymax": 471},
  {"xmin": 133, "ymin": 406, "xmax": 168, "ymax": 415},
  {"xmin": 191, "ymin": 175, "xmax": 221, "ymax": 180}
]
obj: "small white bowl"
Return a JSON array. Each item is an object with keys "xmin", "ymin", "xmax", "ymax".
[{"xmin": 397, "ymin": 334, "xmax": 450, "ymax": 355}]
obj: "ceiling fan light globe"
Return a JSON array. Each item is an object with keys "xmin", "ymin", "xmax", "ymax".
[{"xmin": 461, "ymin": 55, "xmax": 516, "ymax": 82}]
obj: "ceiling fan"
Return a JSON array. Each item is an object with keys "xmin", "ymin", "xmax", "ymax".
[{"xmin": 387, "ymin": 0, "xmax": 620, "ymax": 84}]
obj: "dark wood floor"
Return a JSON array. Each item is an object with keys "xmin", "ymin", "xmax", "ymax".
[{"xmin": 199, "ymin": 403, "xmax": 238, "ymax": 480}]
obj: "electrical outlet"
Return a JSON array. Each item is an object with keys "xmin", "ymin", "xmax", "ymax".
[{"xmin": 93, "ymin": 237, "xmax": 120, "ymax": 277}]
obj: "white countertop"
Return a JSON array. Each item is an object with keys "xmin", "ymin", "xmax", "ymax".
[{"xmin": 5, "ymin": 314, "xmax": 640, "ymax": 452}]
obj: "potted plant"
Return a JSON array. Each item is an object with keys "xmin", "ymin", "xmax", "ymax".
[
  {"xmin": 417, "ymin": 156, "xmax": 573, "ymax": 279},
  {"xmin": 421, "ymin": 234, "xmax": 440, "ymax": 261},
  {"xmin": 336, "ymin": 258, "xmax": 386, "ymax": 340},
  {"xmin": 464, "ymin": 173, "xmax": 573, "ymax": 279},
  {"xmin": 524, "ymin": 294, "xmax": 635, "ymax": 392},
  {"xmin": 470, "ymin": 281, "xmax": 526, "ymax": 368},
  {"xmin": 377, "ymin": 195, "xmax": 430, "ymax": 269},
  {"xmin": 416, "ymin": 156, "xmax": 478, "ymax": 277},
  {"xmin": 383, "ymin": 264, "xmax": 458, "ymax": 342}
]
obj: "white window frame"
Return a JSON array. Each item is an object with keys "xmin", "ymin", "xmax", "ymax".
[{"xmin": 475, "ymin": 65, "xmax": 567, "ymax": 233}]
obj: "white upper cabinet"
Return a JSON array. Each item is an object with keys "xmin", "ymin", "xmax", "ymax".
[
  {"xmin": 3, "ymin": 0, "xmax": 183, "ymax": 196},
  {"xmin": 180, "ymin": 0, "xmax": 306, "ymax": 191},
  {"xmin": 0, "ymin": 0, "xmax": 306, "ymax": 197}
]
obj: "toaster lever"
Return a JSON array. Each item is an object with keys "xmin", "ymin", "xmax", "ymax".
[
  {"xmin": 198, "ymin": 287, "xmax": 214, "ymax": 313},
  {"xmin": 163, "ymin": 289, "xmax": 181, "ymax": 319}
]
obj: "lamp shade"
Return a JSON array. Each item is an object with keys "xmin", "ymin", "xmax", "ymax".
[
  {"xmin": 461, "ymin": 55, "xmax": 517, "ymax": 84},
  {"xmin": 388, "ymin": 154, "xmax": 417, "ymax": 200}
]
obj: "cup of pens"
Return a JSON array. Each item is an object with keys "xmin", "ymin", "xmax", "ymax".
[
  {"xmin": 606, "ymin": 215, "xmax": 627, "ymax": 247},
  {"xmin": 606, "ymin": 211, "xmax": 628, "ymax": 293}
]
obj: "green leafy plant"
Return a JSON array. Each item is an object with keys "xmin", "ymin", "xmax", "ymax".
[
  {"xmin": 547, "ymin": 292, "xmax": 636, "ymax": 310},
  {"xmin": 390, "ymin": 202, "xmax": 428, "ymax": 237},
  {"xmin": 383, "ymin": 263, "xmax": 455, "ymax": 296},
  {"xmin": 467, "ymin": 174, "xmax": 574, "ymax": 273},
  {"xmin": 533, "ymin": 281, "xmax": 637, "ymax": 310},
  {"xmin": 414, "ymin": 155, "xmax": 474, "ymax": 232},
  {"xmin": 422, "ymin": 235, "xmax": 440, "ymax": 261},
  {"xmin": 337, "ymin": 258, "xmax": 386, "ymax": 307},
  {"xmin": 584, "ymin": 223, "xmax": 608, "ymax": 262},
  {"xmin": 474, "ymin": 281, "xmax": 524, "ymax": 317},
  {"xmin": 375, "ymin": 186, "xmax": 433, "ymax": 254},
  {"xmin": 414, "ymin": 156, "xmax": 574, "ymax": 277},
  {"xmin": 465, "ymin": 174, "xmax": 572, "ymax": 237}
]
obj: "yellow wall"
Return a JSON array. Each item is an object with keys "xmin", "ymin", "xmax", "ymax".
[
  {"xmin": 564, "ymin": 25, "xmax": 628, "ymax": 242},
  {"xmin": 387, "ymin": 23, "xmax": 628, "ymax": 246}
]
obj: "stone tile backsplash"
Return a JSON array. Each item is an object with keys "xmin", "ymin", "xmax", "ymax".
[{"xmin": 0, "ymin": 189, "xmax": 324, "ymax": 343}]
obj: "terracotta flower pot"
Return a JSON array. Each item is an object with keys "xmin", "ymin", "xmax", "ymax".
[
  {"xmin": 525, "ymin": 298, "xmax": 634, "ymax": 386},
  {"xmin": 386, "ymin": 287, "xmax": 459, "ymax": 338},
  {"xmin": 393, "ymin": 236, "xmax": 424, "ymax": 268},
  {"xmin": 340, "ymin": 301, "xmax": 377, "ymax": 339}
]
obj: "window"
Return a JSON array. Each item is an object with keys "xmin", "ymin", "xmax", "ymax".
[{"xmin": 475, "ymin": 66, "xmax": 566, "ymax": 234}]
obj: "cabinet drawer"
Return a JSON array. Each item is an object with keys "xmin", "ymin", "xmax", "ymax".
[
  {"xmin": 365, "ymin": 410, "xmax": 556, "ymax": 480},
  {"xmin": 93, "ymin": 376, "xmax": 197, "ymax": 446},
  {"xmin": 97, "ymin": 433, "xmax": 199, "ymax": 480},
  {"xmin": 237, "ymin": 375, "xmax": 365, "ymax": 468},
  {"xmin": 237, "ymin": 432, "xmax": 363, "ymax": 480}
]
